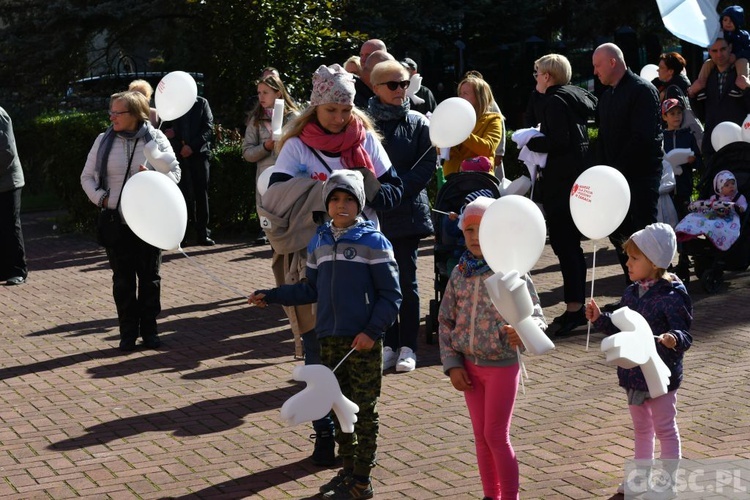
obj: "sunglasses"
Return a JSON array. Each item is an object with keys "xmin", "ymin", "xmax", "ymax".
[
  {"xmin": 378, "ymin": 80, "xmax": 410, "ymax": 91},
  {"xmin": 108, "ymin": 110, "xmax": 130, "ymax": 116}
]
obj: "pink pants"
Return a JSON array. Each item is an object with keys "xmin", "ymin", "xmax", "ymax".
[
  {"xmin": 628, "ymin": 390, "xmax": 681, "ymax": 460},
  {"xmin": 463, "ymin": 361, "xmax": 520, "ymax": 500}
]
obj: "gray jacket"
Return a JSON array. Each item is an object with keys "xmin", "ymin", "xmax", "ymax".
[{"xmin": 0, "ymin": 107, "xmax": 25, "ymax": 193}]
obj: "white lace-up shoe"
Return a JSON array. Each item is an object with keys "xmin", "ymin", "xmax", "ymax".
[{"xmin": 395, "ymin": 347, "xmax": 416, "ymax": 372}]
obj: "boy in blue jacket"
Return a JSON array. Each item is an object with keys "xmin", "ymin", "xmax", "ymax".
[{"xmin": 249, "ymin": 169, "xmax": 401, "ymax": 499}]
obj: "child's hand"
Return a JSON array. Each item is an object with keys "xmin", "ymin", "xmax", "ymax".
[
  {"xmin": 585, "ymin": 299, "xmax": 601, "ymax": 323},
  {"xmin": 656, "ymin": 332, "xmax": 677, "ymax": 350},
  {"xmin": 687, "ymin": 156, "xmax": 695, "ymax": 164},
  {"xmin": 351, "ymin": 333, "xmax": 375, "ymax": 351},
  {"xmin": 248, "ymin": 292, "xmax": 267, "ymax": 308},
  {"xmin": 448, "ymin": 367, "xmax": 472, "ymax": 392},
  {"xmin": 502, "ymin": 325, "xmax": 523, "ymax": 349},
  {"xmin": 448, "ymin": 211, "xmax": 459, "ymax": 221}
]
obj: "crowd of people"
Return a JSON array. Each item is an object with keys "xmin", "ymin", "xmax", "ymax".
[{"xmin": 31, "ymin": 8, "xmax": 744, "ymax": 497}]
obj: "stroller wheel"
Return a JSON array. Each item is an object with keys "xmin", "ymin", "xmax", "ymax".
[{"xmin": 701, "ymin": 268, "xmax": 723, "ymax": 294}]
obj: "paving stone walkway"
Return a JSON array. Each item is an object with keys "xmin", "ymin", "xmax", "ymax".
[{"xmin": 1, "ymin": 211, "xmax": 748, "ymax": 499}]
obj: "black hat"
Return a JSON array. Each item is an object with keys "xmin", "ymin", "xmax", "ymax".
[{"xmin": 400, "ymin": 57, "xmax": 417, "ymax": 71}]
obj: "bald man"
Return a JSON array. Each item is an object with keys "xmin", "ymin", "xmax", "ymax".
[
  {"xmin": 354, "ymin": 40, "xmax": 389, "ymax": 109},
  {"xmin": 593, "ymin": 42, "xmax": 663, "ymax": 288},
  {"xmin": 355, "ymin": 49, "xmax": 394, "ymax": 109}
]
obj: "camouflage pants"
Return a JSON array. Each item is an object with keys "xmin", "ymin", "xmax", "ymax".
[{"xmin": 320, "ymin": 336, "xmax": 382, "ymax": 478}]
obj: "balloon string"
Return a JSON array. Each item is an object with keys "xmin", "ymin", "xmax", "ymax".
[
  {"xmin": 586, "ymin": 242, "xmax": 598, "ymax": 351},
  {"xmin": 409, "ymin": 145, "xmax": 436, "ymax": 172},
  {"xmin": 179, "ymin": 247, "xmax": 248, "ymax": 299},
  {"xmin": 516, "ymin": 346, "xmax": 526, "ymax": 396},
  {"xmin": 332, "ymin": 348, "xmax": 357, "ymax": 373},
  {"xmin": 431, "ymin": 208, "xmax": 451, "ymax": 215}
]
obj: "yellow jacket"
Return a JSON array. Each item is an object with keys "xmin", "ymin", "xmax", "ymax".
[{"xmin": 442, "ymin": 112, "xmax": 504, "ymax": 176}]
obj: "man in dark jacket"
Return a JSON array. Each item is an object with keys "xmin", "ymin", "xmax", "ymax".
[
  {"xmin": 163, "ymin": 96, "xmax": 215, "ymax": 245},
  {"xmin": 593, "ymin": 42, "xmax": 663, "ymax": 284},
  {"xmin": 694, "ymin": 37, "xmax": 750, "ymax": 162},
  {"xmin": 400, "ymin": 58, "xmax": 437, "ymax": 116}
]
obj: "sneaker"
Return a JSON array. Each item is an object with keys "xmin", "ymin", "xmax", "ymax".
[
  {"xmin": 310, "ymin": 431, "xmax": 336, "ymax": 466},
  {"xmin": 551, "ymin": 307, "xmax": 587, "ymax": 336},
  {"xmin": 320, "ymin": 476, "xmax": 373, "ymax": 499},
  {"xmin": 319, "ymin": 469, "xmax": 352, "ymax": 494},
  {"xmin": 728, "ymin": 85, "xmax": 745, "ymax": 97},
  {"xmin": 395, "ymin": 347, "xmax": 416, "ymax": 372},
  {"xmin": 382, "ymin": 346, "xmax": 396, "ymax": 371}
]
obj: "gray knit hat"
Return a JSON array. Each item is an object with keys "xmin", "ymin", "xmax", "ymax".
[
  {"xmin": 631, "ymin": 222, "xmax": 676, "ymax": 269},
  {"xmin": 322, "ymin": 170, "xmax": 366, "ymax": 214}
]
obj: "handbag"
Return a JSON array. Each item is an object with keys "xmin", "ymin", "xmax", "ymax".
[
  {"xmin": 96, "ymin": 209, "xmax": 123, "ymax": 247},
  {"xmin": 95, "ymin": 138, "xmax": 138, "ymax": 247}
]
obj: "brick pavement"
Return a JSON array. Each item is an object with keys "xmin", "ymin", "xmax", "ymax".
[{"xmin": 1, "ymin": 211, "xmax": 749, "ymax": 499}]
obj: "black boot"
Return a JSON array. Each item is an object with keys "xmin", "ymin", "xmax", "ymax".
[{"xmin": 310, "ymin": 430, "xmax": 336, "ymax": 466}]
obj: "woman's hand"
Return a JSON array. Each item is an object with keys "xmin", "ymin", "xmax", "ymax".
[
  {"xmin": 585, "ymin": 299, "xmax": 601, "ymax": 323},
  {"xmin": 263, "ymin": 139, "xmax": 275, "ymax": 152},
  {"xmin": 351, "ymin": 333, "xmax": 375, "ymax": 351},
  {"xmin": 448, "ymin": 367, "xmax": 472, "ymax": 391}
]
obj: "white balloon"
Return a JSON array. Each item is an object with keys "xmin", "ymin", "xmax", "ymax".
[
  {"xmin": 478, "ymin": 195, "xmax": 546, "ymax": 275},
  {"xmin": 504, "ymin": 176, "xmax": 531, "ymax": 196},
  {"xmin": 639, "ymin": 63, "xmax": 659, "ymax": 82},
  {"xmin": 711, "ymin": 121, "xmax": 743, "ymax": 152},
  {"xmin": 121, "ymin": 171, "xmax": 187, "ymax": 250},
  {"xmin": 257, "ymin": 166, "xmax": 274, "ymax": 197},
  {"xmin": 570, "ymin": 165, "xmax": 630, "ymax": 240},
  {"xmin": 429, "ymin": 97, "xmax": 476, "ymax": 148},
  {"xmin": 155, "ymin": 71, "xmax": 198, "ymax": 121},
  {"xmin": 741, "ymin": 114, "xmax": 750, "ymax": 143}
]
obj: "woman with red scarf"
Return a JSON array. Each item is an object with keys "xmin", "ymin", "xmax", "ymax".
[{"xmin": 256, "ymin": 63, "xmax": 402, "ymax": 467}]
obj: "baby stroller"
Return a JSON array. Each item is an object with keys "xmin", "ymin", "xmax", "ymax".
[
  {"xmin": 675, "ymin": 141, "xmax": 750, "ymax": 293},
  {"xmin": 424, "ymin": 171, "xmax": 501, "ymax": 344}
]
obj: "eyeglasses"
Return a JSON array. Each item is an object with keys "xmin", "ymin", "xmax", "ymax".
[
  {"xmin": 377, "ymin": 80, "xmax": 410, "ymax": 91},
  {"xmin": 108, "ymin": 110, "xmax": 130, "ymax": 116}
]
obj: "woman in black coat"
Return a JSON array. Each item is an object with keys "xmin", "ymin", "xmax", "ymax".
[
  {"xmin": 368, "ymin": 60, "xmax": 436, "ymax": 372},
  {"xmin": 525, "ymin": 54, "xmax": 598, "ymax": 336}
]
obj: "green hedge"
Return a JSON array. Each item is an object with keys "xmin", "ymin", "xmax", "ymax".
[{"xmin": 16, "ymin": 113, "xmax": 600, "ymax": 237}]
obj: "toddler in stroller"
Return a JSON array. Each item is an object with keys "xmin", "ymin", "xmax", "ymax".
[{"xmin": 675, "ymin": 169, "xmax": 749, "ymax": 291}]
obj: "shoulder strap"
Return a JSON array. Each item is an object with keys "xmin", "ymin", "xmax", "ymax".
[
  {"xmin": 114, "ymin": 138, "xmax": 139, "ymax": 210},
  {"xmin": 306, "ymin": 144, "xmax": 333, "ymax": 173}
]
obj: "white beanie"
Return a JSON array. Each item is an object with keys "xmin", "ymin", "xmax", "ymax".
[
  {"xmin": 458, "ymin": 196, "xmax": 495, "ymax": 230},
  {"xmin": 630, "ymin": 222, "xmax": 676, "ymax": 269}
]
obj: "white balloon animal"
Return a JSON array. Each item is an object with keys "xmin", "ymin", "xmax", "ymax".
[
  {"xmin": 484, "ymin": 270, "xmax": 555, "ymax": 355},
  {"xmin": 143, "ymin": 140, "xmax": 180, "ymax": 184},
  {"xmin": 600, "ymin": 307, "xmax": 671, "ymax": 398},
  {"xmin": 280, "ymin": 364, "xmax": 360, "ymax": 434}
]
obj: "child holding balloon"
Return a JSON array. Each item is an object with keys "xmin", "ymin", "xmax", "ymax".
[
  {"xmin": 438, "ymin": 196, "xmax": 546, "ymax": 500},
  {"xmin": 585, "ymin": 223, "xmax": 692, "ymax": 497},
  {"xmin": 249, "ymin": 170, "xmax": 401, "ymax": 500}
]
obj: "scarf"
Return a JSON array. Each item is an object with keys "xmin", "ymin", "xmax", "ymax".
[
  {"xmin": 457, "ymin": 250, "xmax": 491, "ymax": 278},
  {"xmin": 299, "ymin": 116, "xmax": 375, "ymax": 174},
  {"xmin": 636, "ymin": 278, "xmax": 658, "ymax": 297},
  {"xmin": 96, "ymin": 122, "xmax": 153, "ymax": 188},
  {"xmin": 367, "ymin": 96, "xmax": 410, "ymax": 123}
]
